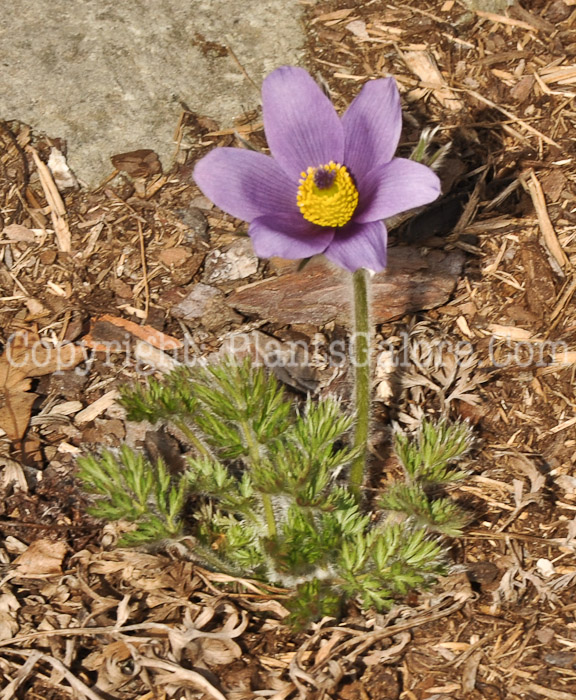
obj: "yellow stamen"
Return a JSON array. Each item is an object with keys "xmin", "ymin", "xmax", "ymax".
[{"xmin": 297, "ymin": 161, "xmax": 358, "ymax": 228}]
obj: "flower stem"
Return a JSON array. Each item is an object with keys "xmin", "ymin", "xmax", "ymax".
[{"xmin": 349, "ymin": 268, "xmax": 371, "ymax": 500}]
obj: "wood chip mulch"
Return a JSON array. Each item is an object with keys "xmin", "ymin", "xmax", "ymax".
[{"xmin": 2, "ymin": 1, "xmax": 576, "ymax": 698}]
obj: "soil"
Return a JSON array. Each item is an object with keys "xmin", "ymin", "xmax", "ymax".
[{"xmin": 2, "ymin": 1, "xmax": 576, "ymax": 698}]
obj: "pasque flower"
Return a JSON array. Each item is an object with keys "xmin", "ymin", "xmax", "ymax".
[{"xmin": 194, "ymin": 66, "xmax": 440, "ymax": 272}]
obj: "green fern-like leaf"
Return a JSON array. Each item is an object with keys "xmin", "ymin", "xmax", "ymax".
[
  {"xmin": 189, "ymin": 359, "xmax": 293, "ymax": 452},
  {"xmin": 77, "ymin": 359, "xmax": 475, "ymax": 627},
  {"xmin": 380, "ymin": 483, "xmax": 468, "ymax": 536},
  {"xmin": 119, "ymin": 373, "xmax": 198, "ymax": 423},
  {"xmin": 395, "ymin": 419, "xmax": 472, "ymax": 484},
  {"xmin": 285, "ymin": 579, "xmax": 343, "ymax": 629},
  {"xmin": 77, "ymin": 446, "xmax": 187, "ymax": 544}
]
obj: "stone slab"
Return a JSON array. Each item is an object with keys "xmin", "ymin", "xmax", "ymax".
[{"xmin": 0, "ymin": 0, "xmax": 304, "ymax": 187}]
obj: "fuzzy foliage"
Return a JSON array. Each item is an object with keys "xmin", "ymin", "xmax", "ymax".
[
  {"xmin": 78, "ymin": 359, "xmax": 472, "ymax": 626},
  {"xmin": 76, "ymin": 445, "xmax": 187, "ymax": 546}
]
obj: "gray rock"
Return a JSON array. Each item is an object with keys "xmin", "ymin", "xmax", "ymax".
[
  {"xmin": 177, "ymin": 207, "xmax": 210, "ymax": 244},
  {"xmin": 172, "ymin": 283, "xmax": 223, "ymax": 321},
  {"xmin": 171, "ymin": 282, "xmax": 240, "ymax": 330},
  {"xmin": 203, "ymin": 238, "xmax": 259, "ymax": 285},
  {"xmin": 0, "ymin": 0, "xmax": 304, "ymax": 187}
]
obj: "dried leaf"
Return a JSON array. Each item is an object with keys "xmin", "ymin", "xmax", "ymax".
[
  {"xmin": 0, "ymin": 611, "xmax": 19, "ymax": 642},
  {"xmin": 47, "ymin": 147, "xmax": 79, "ymax": 190},
  {"xmin": 346, "ymin": 20, "xmax": 369, "ymax": 39},
  {"xmin": 0, "ymin": 331, "xmax": 84, "ymax": 441},
  {"xmin": 12, "ymin": 539, "xmax": 67, "ymax": 577},
  {"xmin": 197, "ymin": 638, "xmax": 242, "ymax": 665},
  {"xmin": 0, "ymin": 589, "xmax": 20, "ymax": 641},
  {"xmin": 0, "ymin": 455, "xmax": 28, "ymax": 492},
  {"xmin": 402, "ymin": 50, "xmax": 464, "ymax": 110},
  {"xmin": 0, "ymin": 392, "xmax": 36, "ymax": 443}
]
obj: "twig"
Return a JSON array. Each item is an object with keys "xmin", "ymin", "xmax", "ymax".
[
  {"xmin": 27, "ymin": 146, "xmax": 71, "ymax": 252},
  {"xmin": 0, "ymin": 650, "xmax": 42, "ymax": 700},
  {"xmin": 0, "ymin": 649, "xmax": 105, "ymax": 700},
  {"xmin": 137, "ymin": 220, "xmax": 150, "ymax": 320},
  {"xmin": 550, "ymin": 276, "xmax": 576, "ymax": 322},
  {"xmin": 224, "ymin": 38, "xmax": 260, "ymax": 92},
  {"xmin": 285, "ymin": 593, "xmax": 469, "ymax": 696},
  {"xmin": 466, "ymin": 529, "xmax": 574, "ymax": 548},
  {"xmin": 520, "ymin": 169, "xmax": 569, "ymax": 270},
  {"xmin": 135, "ymin": 656, "xmax": 228, "ymax": 700},
  {"xmin": 463, "ymin": 89, "xmax": 560, "ymax": 148},
  {"xmin": 473, "ymin": 10, "xmax": 534, "ymax": 31}
]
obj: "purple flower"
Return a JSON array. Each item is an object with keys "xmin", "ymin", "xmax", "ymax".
[{"xmin": 193, "ymin": 67, "xmax": 440, "ymax": 272}]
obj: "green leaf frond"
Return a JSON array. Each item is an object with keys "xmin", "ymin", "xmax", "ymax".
[
  {"xmin": 338, "ymin": 524, "xmax": 446, "ymax": 611},
  {"xmin": 194, "ymin": 503, "xmax": 265, "ymax": 575},
  {"xmin": 380, "ymin": 483, "xmax": 469, "ymax": 536},
  {"xmin": 290, "ymin": 398, "xmax": 356, "ymax": 484},
  {"xmin": 395, "ymin": 418, "xmax": 473, "ymax": 484},
  {"xmin": 255, "ymin": 398, "xmax": 356, "ymax": 501},
  {"xmin": 188, "ymin": 358, "xmax": 293, "ymax": 449},
  {"xmin": 77, "ymin": 357, "xmax": 474, "ymax": 626},
  {"xmin": 185, "ymin": 458, "xmax": 257, "ymax": 516},
  {"xmin": 77, "ymin": 446, "xmax": 187, "ymax": 545},
  {"xmin": 119, "ymin": 373, "xmax": 198, "ymax": 423},
  {"xmin": 285, "ymin": 579, "xmax": 343, "ymax": 630},
  {"xmin": 265, "ymin": 499, "xmax": 370, "ymax": 584}
]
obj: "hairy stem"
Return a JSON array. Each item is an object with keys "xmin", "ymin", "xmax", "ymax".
[
  {"xmin": 349, "ymin": 267, "xmax": 371, "ymax": 500},
  {"xmin": 188, "ymin": 539, "xmax": 243, "ymax": 576},
  {"xmin": 240, "ymin": 420, "xmax": 278, "ymax": 538},
  {"xmin": 173, "ymin": 419, "xmax": 212, "ymax": 459}
]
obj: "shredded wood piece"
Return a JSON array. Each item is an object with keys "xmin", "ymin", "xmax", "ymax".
[
  {"xmin": 540, "ymin": 65, "xmax": 576, "ymax": 85},
  {"xmin": 488, "ymin": 324, "xmax": 534, "ymax": 341},
  {"xmin": 525, "ymin": 682, "xmax": 576, "ymax": 700},
  {"xmin": 83, "ymin": 313, "xmax": 183, "ymax": 351},
  {"xmin": 311, "ymin": 8, "xmax": 355, "ymax": 24},
  {"xmin": 136, "ymin": 220, "xmax": 150, "ymax": 319},
  {"xmin": 134, "ymin": 340, "xmax": 178, "ymax": 372},
  {"xmin": 551, "ymin": 277, "xmax": 576, "ymax": 321},
  {"xmin": 401, "ymin": 50, "xmax": 464, "ymax": 110},
  {"xmin": 74, "ymin": 389, "xmax": 120, "ymax": 424},
  {"xmin": 521, "ymin": 170, "xmax": 570, "ymax": 270},
  {"xmin": 550, "ymin": 416, "xmax": 576, "ymax": 435},
  {"xmin": 27, "ymin": 146, "xmax": 71, "ymax": 253},
  {"xmin": 473, "ymin": 10, "xmax": 534, "ymax": 31}
]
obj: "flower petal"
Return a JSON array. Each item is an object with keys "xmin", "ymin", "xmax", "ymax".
[
  {"xmin": 262, "ymin": 66, "xmax": 344, "ymax": 180},
  {"xmin": 193, "ymin": 147, "xmax": 297, "ymax": 221},
  {"xmin": 354, "ymin": 158, "xmax": 441, "ymax": 223},
  {"xmin": 249, "ymin": 214, "xmax": 334, "ymax": 259},
  {"xmin": 342, "ymin": 77, "xmax": 402, "ymax": 180},
  {"xmin": 323, "ymin": 220, "xmax": 387, "ymax": 272}
]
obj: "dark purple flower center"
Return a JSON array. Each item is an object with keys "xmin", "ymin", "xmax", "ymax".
[{"xmin": 313, "ymin": 167, "xmax": 337, "ymax": 190}]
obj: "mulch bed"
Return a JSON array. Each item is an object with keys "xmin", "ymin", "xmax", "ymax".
[{"xmin": 2, "ymin": 0, "xmax": 576, "ymax": 697}]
